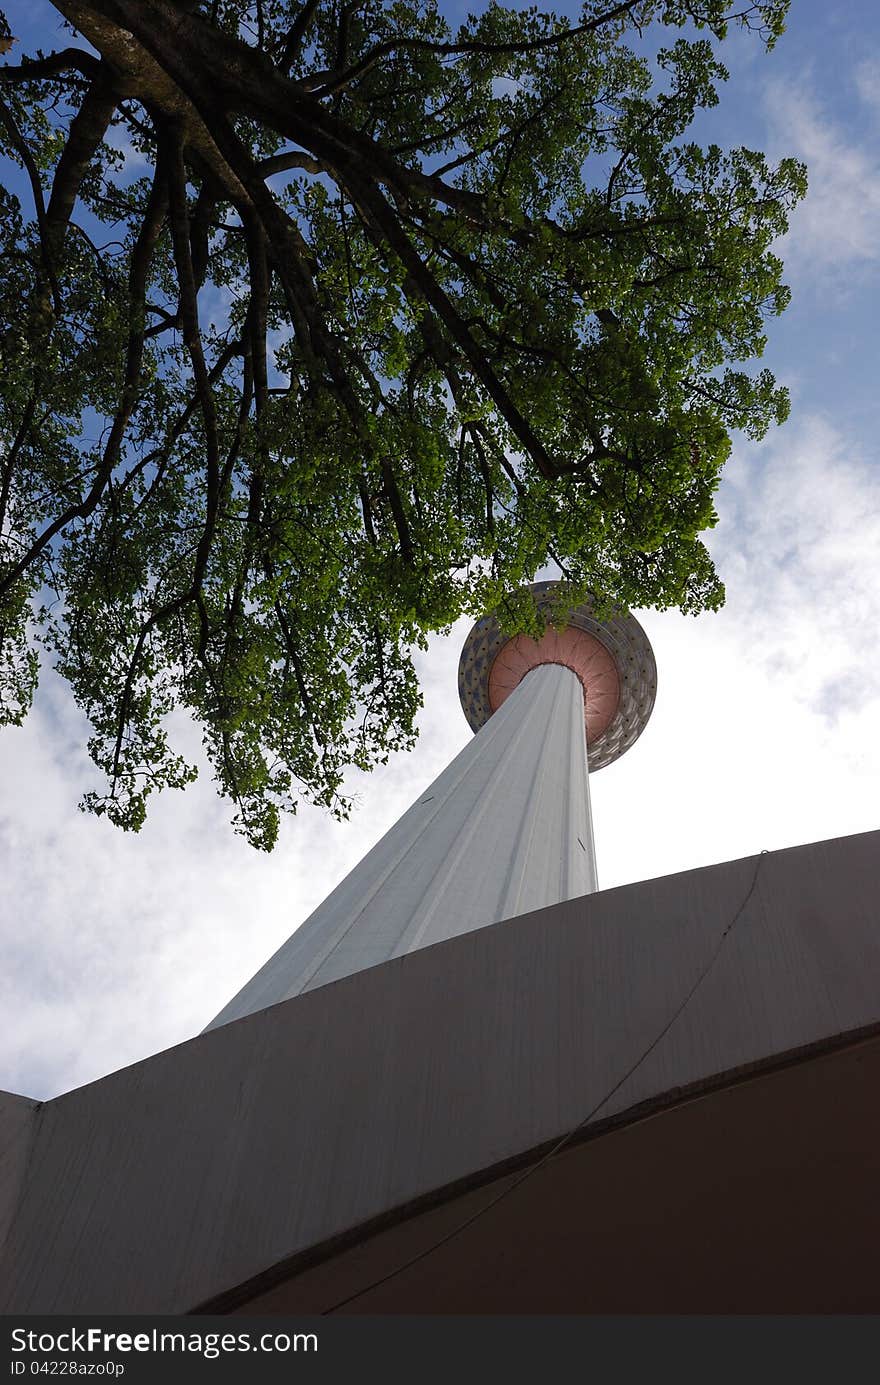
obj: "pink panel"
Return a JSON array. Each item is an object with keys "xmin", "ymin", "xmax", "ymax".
[{"xmin": 487, "ymin": 627, "xmax": 621, "ymax": 744}]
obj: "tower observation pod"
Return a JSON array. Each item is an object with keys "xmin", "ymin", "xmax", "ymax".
[{"xmin": 206, "ymin": 581, "xmax": 656, "ymax": 1031}]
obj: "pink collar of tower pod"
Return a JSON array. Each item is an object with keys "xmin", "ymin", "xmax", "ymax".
[{"xmin": 488, "ymin": 624, "xmax": 621, "ymax": 745}]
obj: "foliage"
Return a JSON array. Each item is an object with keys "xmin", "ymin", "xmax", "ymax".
[{"xmin": 0, "ymin": 0, "xmax": 805, "ymax": 846}]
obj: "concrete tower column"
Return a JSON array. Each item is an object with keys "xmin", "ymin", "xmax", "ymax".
[{"xmin": 206, "ymin": 582, "xmax": 656, "ymax": 1031}]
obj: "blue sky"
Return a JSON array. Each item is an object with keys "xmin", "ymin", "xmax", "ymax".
[{"xmin": 1, "ymin": 0, "xmax": 879, "ymax": 1099}]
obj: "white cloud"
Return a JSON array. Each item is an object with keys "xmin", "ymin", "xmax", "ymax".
[
  {"xmin": 763, "ymin": 75, "xmax": 880, "ymax": 277},
  {"xmin": 855, "ymin": 56, "xmax": 880, "ymax": 112},
  {"xmin": 104, "ymin": 124, "xmax": 150, "ymax": 179},
  {"xmin": 592, "ymin": 412, "xmax": 880, "ymax": 888},
  {"xmin": 711, "ymin": 413, "xmax": 880, "ymax": 712}
]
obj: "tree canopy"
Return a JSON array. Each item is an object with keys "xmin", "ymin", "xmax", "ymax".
[{"xmin": 0, "ymin": 0, "xmax": 805, "ymax": 847}]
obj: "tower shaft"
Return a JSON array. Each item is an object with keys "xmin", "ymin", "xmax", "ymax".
[{"xmin": 206, "ymin": 663, "xmax": 595, "ymax": 1030}]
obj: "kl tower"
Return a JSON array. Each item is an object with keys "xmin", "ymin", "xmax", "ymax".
[{"xmin": 207, "ymin": 580, "xmax": 656, "ymax": 1030}]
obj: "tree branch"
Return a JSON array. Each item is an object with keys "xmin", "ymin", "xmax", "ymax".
[
  {"xmin": 164, "ymin": 122, "xmax": 222, "ymax": 597},
  {"xmin": 346, "ymin": 168, "xmax": 559, "ymax": 478},
  {"xmin": 0, "ymin": 396, "xmax": 37, "ymax": 539},
  {"xmin": 307, "ymin": 1, "xmax": 645, "ymax": 99},
  {"xmin": 0, "ymin": 96, "xmax": 62, "ymax": 313},
  {"xmin": 0, "ymin": 149, "xmax": 168, "ymax": 602},
  {"xmin": 279, "ymin": 0, "xmax": 322, "ymax": 72},
  {"xmin": 0, "ymin": 48, "xmax": 100, "ymax": 85},
  {"xmin": 45, "ymin": 65, "xmax": 119, "ymax": 244}
]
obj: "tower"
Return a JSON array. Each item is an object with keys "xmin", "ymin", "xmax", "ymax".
[{"xmin": 206, "ymin": 580, "xmax": 656, "ymax": 1030}]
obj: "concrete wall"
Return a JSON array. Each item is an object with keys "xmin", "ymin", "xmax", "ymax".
[
  {"xmin": 236, "ymin": 1033, "xmax": 880, "ymax": 1313},
  {"xmin": 0, "ymin": 1090, "xmax": 38, "ymax": 1266},
  {"xmin": 2, "ymin": 828, "xmax": 879, "ymax": 1313}
]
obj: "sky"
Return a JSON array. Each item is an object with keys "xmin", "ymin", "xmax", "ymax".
[{"xmin": 2, "ymin": 0, "xmax": 879, "ymax": 1101}]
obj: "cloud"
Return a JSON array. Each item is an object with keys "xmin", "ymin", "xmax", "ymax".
[
  {"xmin": 763, "ymin": 74, "xmax": 880, "ymax": 278},
  {"xmin": 710, "ymin": 413, "xmax": 880, "ymax": 715},
  {"xmin": 104, "ymin": 124, "xmax": 150, "ymax": 179},
  {"xmin": 592, "ymin": 411, "xmax": 880, "ymax": 889},
  {"xmin": 855, "ymin": 56, "xmax": 880, "ymax": 113}
]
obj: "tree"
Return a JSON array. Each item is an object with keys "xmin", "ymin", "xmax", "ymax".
[{"xmin": 0, "ymin": 0, "xmax": 805, "ymax": 847}]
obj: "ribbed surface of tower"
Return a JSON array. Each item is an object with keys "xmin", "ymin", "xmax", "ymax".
[{"xmin": 205, "ymin": 582, "xmax": 655, "ymax": 1031}]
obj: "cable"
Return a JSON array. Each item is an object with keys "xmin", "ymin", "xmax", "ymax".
[{"xmin": 323, "ymin": 849, "xmax": 768, "ymax": 1313}]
